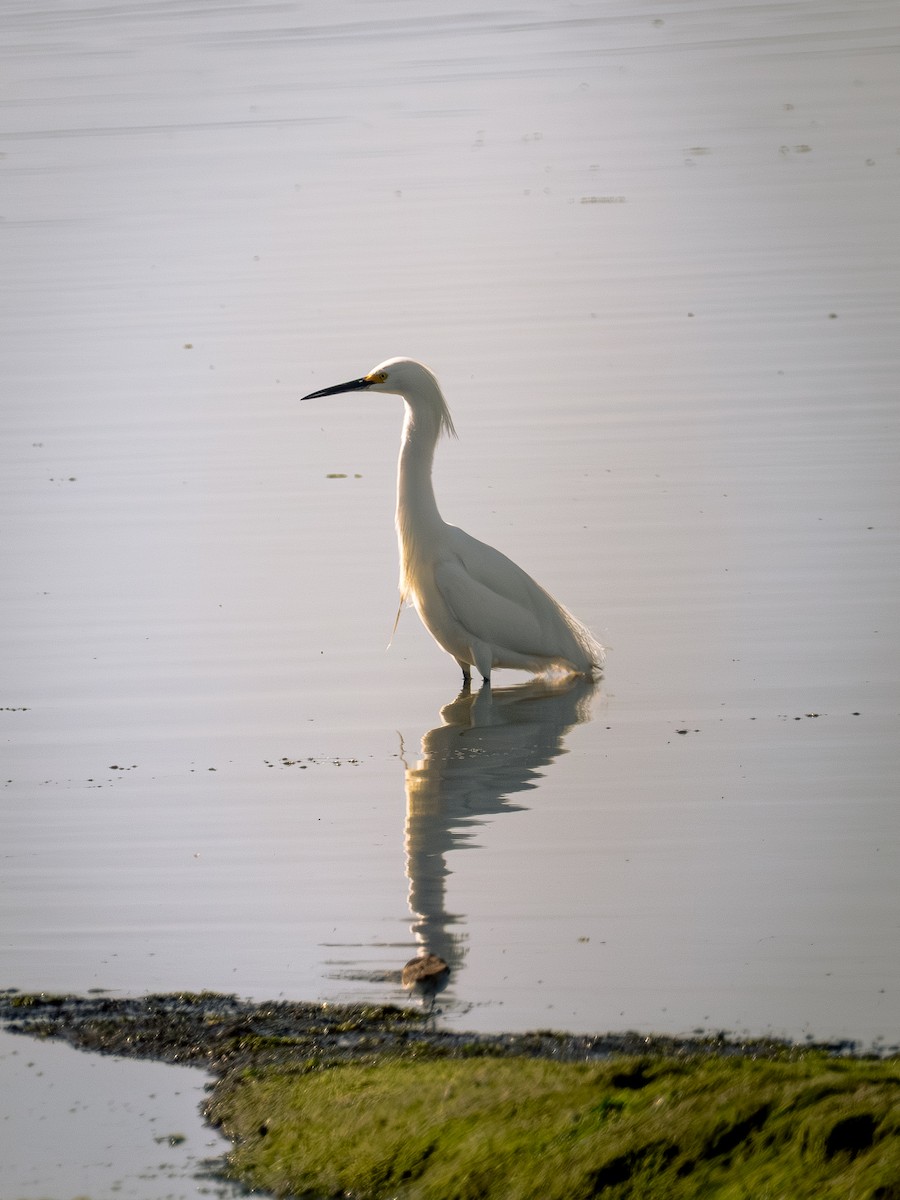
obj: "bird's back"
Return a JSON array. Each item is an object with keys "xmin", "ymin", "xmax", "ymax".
[{"xmin": 437, "ymin": 523, "xmax": 603, "ymax": 674}]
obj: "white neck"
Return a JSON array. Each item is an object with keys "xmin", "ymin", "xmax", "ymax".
[{"xmin": 396, "ymin": 400, "xmax": 444, "ymax": 541}]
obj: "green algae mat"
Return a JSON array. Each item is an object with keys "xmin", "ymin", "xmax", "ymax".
[
  {"xmin": 211, "ymin": 1053, "xmax": 900, "ymax": 1199},
  {"xmin": 2, "ymin": 991, "xmax": 898, "ymax": 1199}
]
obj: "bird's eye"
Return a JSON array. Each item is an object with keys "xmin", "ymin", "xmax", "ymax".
[{"xmin": 366, "ymin": 371, "xmax": 388, "ymax": 384}]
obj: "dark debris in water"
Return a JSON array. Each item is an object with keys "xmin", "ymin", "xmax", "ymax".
[{"xmin": 0, "ymin": 990, "xmax": 872, "ymax": 1076}]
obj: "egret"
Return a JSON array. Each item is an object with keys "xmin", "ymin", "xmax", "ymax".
[{"xmin": 301, "ymin": 357, "xmax": 604, "ymax": 684}]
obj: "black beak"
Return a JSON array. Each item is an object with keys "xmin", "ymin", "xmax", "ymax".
[{"xmin": 301, "ymin": 376, "xmax": 373, "ymax": 400}]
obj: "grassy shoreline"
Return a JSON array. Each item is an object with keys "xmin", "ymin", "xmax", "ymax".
[
  {"xmin": 212, "ymin": 1052, "xmax": 900, "ymax": 1199},
  {"xmin": 2, "ymin": 990, "xmax": 898, "ymax": 1199}
]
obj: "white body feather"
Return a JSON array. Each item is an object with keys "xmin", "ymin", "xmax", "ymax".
[{"xmin": 390, "ymin": 359, "xmax": 603, "ymax": 681}]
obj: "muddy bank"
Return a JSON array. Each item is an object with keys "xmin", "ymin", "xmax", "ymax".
[{"xmin": 0, "ymin": 989, "xmax": 863, "ymax": 1074}]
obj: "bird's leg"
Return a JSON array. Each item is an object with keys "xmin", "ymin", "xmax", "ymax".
[
  {"xmin": 472, "ymin": 643, "xmax": 493, "ymax": 683},
  {"xmin": 457, "ymin": 658, "xmax": 472, "ymax": 684}
]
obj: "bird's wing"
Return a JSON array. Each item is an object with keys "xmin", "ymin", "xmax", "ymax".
[
  {"xmin": 434, "ymin": 558, "xmax": 544, "ymax": 649},
  {"xmin": 443, "ymin": 524, "xmax": 553, "ymax": 614},
  {"xmin": 433, "ymin": 547, "xmax": 545, "ymax": 652},
  {"xmin": 429, "ymin": 524, "xmax": 601, "ymax": 674}
]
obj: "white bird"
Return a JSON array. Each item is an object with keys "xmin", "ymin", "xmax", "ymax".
[{"xmin": 301, "ymin": 357, "xmax": 604, "ymax": 684}]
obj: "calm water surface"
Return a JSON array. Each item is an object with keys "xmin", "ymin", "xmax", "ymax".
[
  {"xmin": 2, "ymin": 0, "xmax": 899, "ymax": 1194},
  {"xmin": 0, "ymin": 1027, "xmax": 238, "ymax": 1200}
]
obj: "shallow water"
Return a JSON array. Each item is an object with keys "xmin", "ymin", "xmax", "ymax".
[
  {"xmin": 2, "ymin": 0, "xmax": 899, "ymax": 1193},
  {"xmin": 0, "ymin": 1027, "xmax": 238, "ymax": 1199}
]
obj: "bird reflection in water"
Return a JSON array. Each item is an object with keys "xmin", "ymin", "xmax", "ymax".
[{"xmin": 401, "ymin": 674, "xmax": 597, "ymax": 1008}]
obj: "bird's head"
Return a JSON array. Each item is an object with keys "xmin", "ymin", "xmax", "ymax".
[
  {"xmin": 301, "ymin": 357, "xmax": 456, "ymax": 437},
  {"xmin": 301, "ymin": 357, "xmax": 434, "ymax": 400}
]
